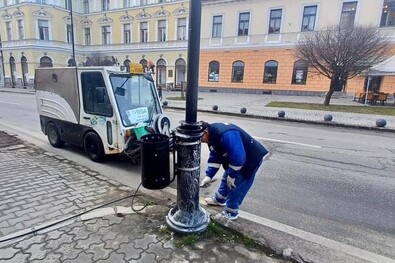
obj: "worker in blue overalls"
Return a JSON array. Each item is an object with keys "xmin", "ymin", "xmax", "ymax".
[{"xmin": 200, "ymin": 122, "xmax": 268, "ymax": 220}]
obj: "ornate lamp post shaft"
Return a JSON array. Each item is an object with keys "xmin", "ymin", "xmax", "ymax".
[{"xmin": 166, "ymin": 0, "xmax": 210, "ymax": 234}]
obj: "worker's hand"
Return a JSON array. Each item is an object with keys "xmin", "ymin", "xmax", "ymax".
[
  {"xmin": 200, "ymin": 176, "xmax": 212, "ymax": 188},
  {"xmin": 227, "ymin": 176, "xmax": 236, "ymax": 189}
]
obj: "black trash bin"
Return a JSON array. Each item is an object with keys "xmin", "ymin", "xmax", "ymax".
[{"xmin": 140, "ymin": 134, "xmax": 170, "ymax": 190}]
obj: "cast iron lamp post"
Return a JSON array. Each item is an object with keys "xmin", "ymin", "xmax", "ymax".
[{"xmin": 166, "ymin": 0, "xmax": 210, "ymax": 234}]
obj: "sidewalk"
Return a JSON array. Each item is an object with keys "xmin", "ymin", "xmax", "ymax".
[
  {"xmin": 0, "ymin": 131, "xmax": 288, "ymax": 263},
  {"xmin": 162, "ymin": 91, "xmax": 395, "ymax": 131},
  {"xmin": 1, "ymin": 87, "xmax": 394, "ymax": 130}
]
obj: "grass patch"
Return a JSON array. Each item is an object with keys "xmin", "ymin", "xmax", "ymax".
[
  {"xmin": 165, "ymin": 96, "xmax": 203, "ymax": 101},
  {"xmin": 175, "ymin": 234, "xmax": 200, "ymax": 247},
  {"xmin": 170, "ymin": 221, "xmax": 261, "ymax": 249},
  {"xmin": 266, "ymin": 101, "xmax": 395, "ymax": 116}
]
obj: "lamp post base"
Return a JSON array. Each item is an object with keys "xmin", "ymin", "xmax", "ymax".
[
  {"xmin": 166, "ymin": 206, "xmax": 210, "ymax": 234},
  {"xmin": 165, "ymin": 121, "xmax": 210, "ymax": 234}
]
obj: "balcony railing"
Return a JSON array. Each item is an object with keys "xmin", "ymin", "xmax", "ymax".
[
  {"xmin": 1, "ymin": 38, "xmax": 188, "ymax": 53},
  {"xmin": 2, "ymin": 26, "xmax": 394, "ymax": 54},
  {"xmin": 200, "ymin": 27, "xmax": 395, "ymax": 49}
]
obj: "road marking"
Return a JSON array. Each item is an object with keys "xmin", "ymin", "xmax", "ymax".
[
  {"xmin": 255, "ymin": 136, "xmax": 322, "ymax": 149},
  {"xmin": 0, "ymin": 100, "xmax": 19, "ymax": 105},
  {"xmin": 240, "ymin": 210, "xmax": 395, "ymax": 263}
]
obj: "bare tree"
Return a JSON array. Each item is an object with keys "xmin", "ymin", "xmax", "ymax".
[{"xmin": 295, "ymin": 25, "xmax": 391, "ymax": 105}]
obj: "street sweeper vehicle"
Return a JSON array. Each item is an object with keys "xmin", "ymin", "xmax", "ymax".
[{"xmin": 35, "ymin": 63, "xmax": 171, "ymax": 163}]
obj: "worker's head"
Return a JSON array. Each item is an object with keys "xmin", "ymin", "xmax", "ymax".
[{"xmin": 200, "ymin": 121, "xmax": 210, "ymax": 144}]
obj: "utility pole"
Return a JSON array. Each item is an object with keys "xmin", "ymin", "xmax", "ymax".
[{"xmin": 166, "ymin": 0, "xmax": 210, "ymax": 234}]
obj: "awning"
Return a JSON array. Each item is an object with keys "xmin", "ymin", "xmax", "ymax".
[{"xmin": 368, "ymin": 55, "xmax": 395, "ymax": 76}]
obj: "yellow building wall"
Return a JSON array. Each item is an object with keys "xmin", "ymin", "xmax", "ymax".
[
  {"xmin": 199, "ymin": 47, "xmax": 395, "ymax": 95},
  {"xmin": 199, "ymin": 48, "xmax": 333, "ymax": 92}
]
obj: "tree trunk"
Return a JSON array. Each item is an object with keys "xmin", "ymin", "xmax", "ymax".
[{"xmin": 324, "ymin": 78, "xmax": 338, "ymax": 106}]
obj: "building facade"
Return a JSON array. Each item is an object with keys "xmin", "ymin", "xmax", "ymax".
[
  {"xmin": 199, "ymin": 0, "xmax": 395, "ymax": 95},
  {"xmin": 0, "ymin": 0, "xmax": 394, "ymax": 95},
  {"xmin": 0, "ymin": 0, "xmax": 189, "ymax": 89}
]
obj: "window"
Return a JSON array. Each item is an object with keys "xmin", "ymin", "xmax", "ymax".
[
  {"xmin": 67, "ymin": 24, "xmax": 72, "ymax": 43},
  {"xmin": 208, "ymin": 61, "xmax": 220, "ymax": 82},
  {"xmin": 81, "ymin": 72, "xmax": 113, "ymax": 117},
  {"xmin": 140, "ymin": 0, "xmax": 147, "ymax": 5},
  {"xmin": 140, "ymin": 59, "xmax": 148, "ymax": 72},
  {"xmin": 380, "ymin": 0, "xmax": 395, "ymax": 27},
  {"xmin": 36, "ymin": 0, "xmax": 46, "ymax": 3},
  {"xmin": 157, "ymin": 20, "xmax": 166, "ymax": 42},
  {"xmin": 292, "ymin": 60, "xmax": 308, "ymax": 85},
  {"xmin": 263, "ymin": 60, "xmax": 278, "ymax": 84},
  {"xmin": 124, "ymin": 0, "xmax": 130, "ymax": 8},
  {"xmin": 238, "ymin": 12, "xmax": 250, "ymax": 36},
  {"xmin": 83, "ymin": 0, "xmax": 89, "ymax": 14},
  {"xmin": 301, "ymin": 5, "xmax": 317, "ymax": 31},
  {"xmin": 6, "ymin": 22, "xmax": 12, "ymax": 41},
  {"xmin": 177, "ymin": 18, "xmax": 186, "ymax": 40},
  {"xmin": 102, "ymin": 26, "xmax": 111, "ymax": 45},
  {"xmin": 17, "ymin": 20, "xmax": 24, "ymax": 40},
  {"xmin": 212, "ymin": 15, "xmax": 222, "ymax": 38},
  {"xmin": 39, "ymin": 56, "xmax": 53, "ymax": 67},
  {"xmin": 340, "ymin": 1, "xmax": 357, "ymax": 28},
  {"xmin": 84, "ymin": 28, "xmax": 91, "ymax": 45},
  {"xmin": 232, "ymin": 61, "xmax": 244, "ymax": 82},
  {"xmin": 38, "ymin": 20, "xmax": 49, "ymax": 40},
  {"xmin": 157, "ymin": 59, "xmax": 166, "ymax": 86},
  {"xmin": 269, "ymin": 9, "xmax": 282, "ymax": 34},
  {"xmin": 124, "ymin": 23, "xmax": 131, "ymax": 43},
  {"xmin": 102, "ymin": 0, "xmax": 109, "ymax": 11},
  {"xmin": 140, "ymin": 22, "xmax": 148, "ymax": 43},
  {"xmin": 65, "ymin": 0, "xmax": 71, "ymax": 10}
]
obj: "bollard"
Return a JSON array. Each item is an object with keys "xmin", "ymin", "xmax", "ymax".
[
  {"xmin": 163, "ymin": 101, "xmax": 168, "ymax": 106},
  {"xmin": 240, "ymin": 107, "xmax": 247, "ymax": 114},
  {"xmin": 376, "ymin": 119, "xmax": 387, "ymax": 128},
  {"xmin": 324, "ymin": 114, "xmax": 333, "ymax": 121},
  {"xmin": 212, "ymin": 105, "xmax": 218, "ymax": 111},
  {"xmin": 278, "ymin": 110, "xmax": 285, "ymax": 118}
]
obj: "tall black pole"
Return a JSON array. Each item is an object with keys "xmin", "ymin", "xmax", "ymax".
[
  {"xmin": 70, "ymin": 0, "xmax": 76, "ymax": 65},
  {"xmin": 185, "ymin": 0, "xmax": 201, "ymax": 124},
  {"xmin": 0, "ymin": 34, "xmax": 5, "ymax": 86},
  {"xmin": 166, "ymin": 0, "xmax": 210, "ymax": 234}
]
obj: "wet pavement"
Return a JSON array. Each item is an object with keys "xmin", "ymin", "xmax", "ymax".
[{"xmin": 0, "ymin": 131, "xmax": 289, "ymax": 263}]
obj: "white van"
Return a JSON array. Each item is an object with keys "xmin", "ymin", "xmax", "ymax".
[{"xmin": 35, "ymin": 64, "xmax": 170, "ymax": 163}]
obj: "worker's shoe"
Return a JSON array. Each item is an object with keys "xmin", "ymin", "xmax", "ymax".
[
  {"xmin": 219, "ymin": 211, "xmax": 239, "ymax": 220},
  {"xmin": 204, "ymin": 197, "xmax": 225, "ymax": 206}
]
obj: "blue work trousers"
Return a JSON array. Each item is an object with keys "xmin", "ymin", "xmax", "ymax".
[{"xmin": 215, "ymin": 161, "xmax": 263, "ymax": 214}]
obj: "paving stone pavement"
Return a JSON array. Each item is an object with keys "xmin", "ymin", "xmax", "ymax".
[{"xmin": 0, "ymin": 131, "xmax": 289, "ymax": 263}]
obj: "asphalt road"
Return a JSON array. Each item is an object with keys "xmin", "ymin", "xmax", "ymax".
[{"xmin": 1, "ymin": 92, "xmax": 394, "ymax": 261}]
